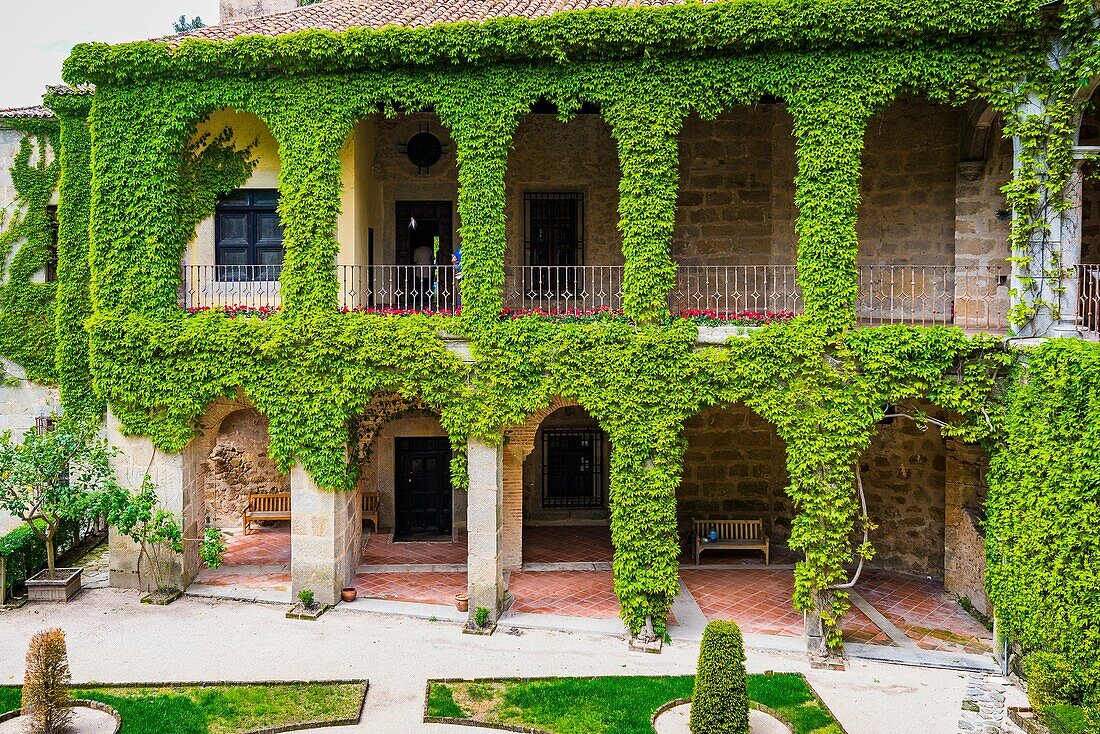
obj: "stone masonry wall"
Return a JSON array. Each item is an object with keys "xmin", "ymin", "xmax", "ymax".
[
  {"xmin": 203, "ymin": 408, "xmax": 288, "ymax": 527},
  {"xmin": 859, "ymin": 96, "xmax": 961, "ymax": 266},
  {"xmin": 860, "ymin": 416, "xmax": 948, "ymax": 578},
  {"xmin": 679, "ymin": 404, "xmax": 792, "ymax": 549},
  {"xmin": 944, "ymin": 440, "xmax": 991, "ymax": 614}
]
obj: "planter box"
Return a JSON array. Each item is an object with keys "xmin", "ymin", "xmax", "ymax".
[
  {"xmin": 141, "ymin": 588, "xmax": 183, "ymax": 606},
  {"xmin": 26, "ymin": 567, "xmax": 82, "ymax": 603},
  {"xmin": 286, "ymin": 603, "xmax": 329, "ymax": 621},
  {"xmin": 462, "ymin": 622, "xmax": 496, "ymax": 636}
]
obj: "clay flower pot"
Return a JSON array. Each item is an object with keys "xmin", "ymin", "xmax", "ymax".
[
  {"xmin": 454, "ymin": 593, "xmax": 469, "ymax": 612},
  {"xmin": 341, "ymin": 587, "xmax": 358, "ymax": 603}
]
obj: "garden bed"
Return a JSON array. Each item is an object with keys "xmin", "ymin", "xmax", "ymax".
[
  {"xmin": 425, "ymin": 674, "xmax": 842, "ymax": 734},
  {"xmin": 0, "ymin": 681, "xmax": 366, "ymax": 734}
]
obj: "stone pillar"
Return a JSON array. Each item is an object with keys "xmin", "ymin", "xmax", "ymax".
[
  {"xmin": 106, "ymin": 408, "xmax": 190, "ymax": 591},
  {"xmin": 290, "ymin": 463, "xmax": 360, "ymax": 606},
  {"xmin": 944, "ymin": 440, "xmax": 991, "ymax": 616},
  {"xmin": 466, "ymin": 438, "xmax": 506, "ymax": 623},
  {"xmin": 1010, "ymin": 93, "xmax": 1086, "ymax": 337}
]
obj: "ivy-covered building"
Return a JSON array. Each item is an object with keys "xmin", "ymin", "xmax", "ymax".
[{"xmin": 1, "ymin": 0, "xmax": 1099, "ymax": 680}]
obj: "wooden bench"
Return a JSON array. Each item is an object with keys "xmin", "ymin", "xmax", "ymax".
[
  {"xmin": 362, "ymin": 490, "xmax": 380, "ymax": 532},
  {"xmin": 243, "ymin": 492, "xmax": 291, "ymax": 534},
  {"xmin": 693, "ymin": 519, "xmax": 770, "ymax": 565}
]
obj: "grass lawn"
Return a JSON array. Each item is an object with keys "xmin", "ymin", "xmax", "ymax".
[
  {"xmin": 427, "ymin": 674, "xmax": 842, "ymax": 734},
  {"xmin": 0, "ymin": 682, "xmax": 364, "ymax": 734}
]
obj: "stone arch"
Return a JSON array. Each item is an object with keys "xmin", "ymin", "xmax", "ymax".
[
  {"xmin": 501, "ymin": 397, "xmax": 582, "ymax": 569},
  {"xmin": 202, "ymin": 407, "xmax": 288, "ymax": 527}
]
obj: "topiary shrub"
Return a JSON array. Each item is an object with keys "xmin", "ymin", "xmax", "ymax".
[
  {"xmin": 21, "ymin": 628, "xmax": 73, "ymax": 734},
  {"xmin": 690, "ymin": 620, "xmax": 749, "ymax": 734}
]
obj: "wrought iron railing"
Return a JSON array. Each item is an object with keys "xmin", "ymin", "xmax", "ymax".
[
  {"xmin": 503, "ymin": 265, "xmax": 624, "ymax": 313},
  {"xmin": 672, "ymin": 265, "xmax": 803, "ymax": 316},
  {"xmin": 177, "ymin": 262, "xmax": 1011, "ymax": 331},
  {"xmin": 1078, "ymin": 264, "xmax": 1100, "ymax": 334}
]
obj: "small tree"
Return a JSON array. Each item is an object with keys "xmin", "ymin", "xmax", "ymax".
[
  {"xmin": 100, "ymin": 476, "xmax": 225, "ymax": 592},
  {"xmin": 690, "ymin": 620, "xmax": 749, "ymax": 734},
  {"xmin": 21, "ymin": 628, "xmax": 73, "ymax": 734},
  {"xmin": 172, "ymin": 15, "xmax": 204, "ymax": 33},
  {"xmin": 0, "ymin": 418, "xmax": 113, "ymax": 578}
]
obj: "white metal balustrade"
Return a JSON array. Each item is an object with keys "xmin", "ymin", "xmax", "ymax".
[{"xmin": 178, "ymin": 262, "xmax": 1011, "ymax": 331}]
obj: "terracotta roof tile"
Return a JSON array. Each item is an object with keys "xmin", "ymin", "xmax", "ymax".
[
  {"xmin": 0, "ymin": 106, "xmax": 55, "ymax": 120},
  {"xmin": 170, "ymin": 0, "xmax": 708, "ymax": 44}
]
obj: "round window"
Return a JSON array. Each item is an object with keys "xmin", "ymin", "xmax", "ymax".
[{"xmin": 406, "ymin": 132, "xmax": 443, "ymax": 170}]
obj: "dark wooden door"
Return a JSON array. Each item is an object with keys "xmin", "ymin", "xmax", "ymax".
[{"xmin": 394, "ymin": 437, "xmax": 453, "ymax": 538}]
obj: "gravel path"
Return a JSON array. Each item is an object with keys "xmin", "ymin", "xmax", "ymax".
[{"xmin": 0, "ymin": 589, "xmax": 977, "ymax": 733}]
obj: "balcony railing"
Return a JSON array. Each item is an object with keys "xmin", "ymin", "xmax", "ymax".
[
  {"xmin": 178, "ymin": 263, "xmax": 1011, "ymax": 331},
  {"xmin": 1078, "ymin": 264, "xmax": 1100, "ymax": 334}
]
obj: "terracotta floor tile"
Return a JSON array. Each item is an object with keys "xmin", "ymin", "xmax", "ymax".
[
  {"xmin": 361, "ymin": 531, "xmax": 468, "ymax": 565},
  {"xmin": 523, "ymin": 526, "xmax": 614, "ymax": 564},
  {"xmin": 508, "ymin": 570, "xmax": 620, "ymax": 618}
]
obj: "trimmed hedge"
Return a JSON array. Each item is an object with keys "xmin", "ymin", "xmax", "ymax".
[
  {"xmin": 690, "ymin": 620, "xmax": 749, "ymax": 734},
  {"xmin": 0, "ymin": 519, "xmax": 81, "ymax": 601}
]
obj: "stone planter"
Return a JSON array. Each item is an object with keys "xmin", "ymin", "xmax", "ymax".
[
  {"xmin": 286, "ymin": 602, "xmax": 329, "ymax": 621},
  {"xmin": 141, "ymin": 588, "xmax": 183, "ymax": 605},
  {"xmin": 461, "ymin": 621, "xmax": 496, "ymax": 636},
  {"xmin": 25, "ymin": 567, "xmax": 82, "ymax": 603},
  {"xmin": 0, "ymin": 700, "xmax": 121, "ymax": 734}
]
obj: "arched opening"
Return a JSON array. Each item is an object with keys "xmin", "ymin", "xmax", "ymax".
[
  {"xmin": 503, "ymin": 101, "xmax": 623, "ymax": 313},
  {"xmin": 181, "ymin": 109, "xmax": 284, "ymax": 313},
  {"xmin": 350, "ymin": 392, "xmax": 467, "ymax": 608},
  {"xmin": 858, "ymin": 95, "xmax": 1012, "ymax": 330},
  {"xmin": 847, "ymin": 403, "xmax": 995, "ymax": 655},
  {"xmin": 675, "ymin": 403, "xmax": 804, "ymax": 638},
  {"xmin": 500, "ymin": 399, "xmax": 620, "ymax": 621},
  {"xmin": 670, "ymin": 103, "xmax": 801, "ymax": 318},
  {"xmin": 188, "ymin": 401, "xmax": 292, "ymax": 599}
]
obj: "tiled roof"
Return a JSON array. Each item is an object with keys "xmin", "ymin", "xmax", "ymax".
[
  {"xmin": 0, "ymin": 106, "xmax": 55, "ymax": 120},
  {"xmin": 172, "ymin": 0, "xmax": 713, "ymax": 44}
]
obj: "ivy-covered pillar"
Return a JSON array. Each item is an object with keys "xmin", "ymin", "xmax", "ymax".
[
  {"xmin": 266, "ymin": 104, "xmax": 352, "ymax": 316},
  {"xmin": 47, "ymin": 91, "xmax": 102, "ymax": 420},
  {"xmin": 1006, "ymin": 92, "xmax": 1087, "ymax": 338},
  {"xmin": 603, "ymin": 99, "xmax": 683, "ymax": 324},
  {"xmin": 466, "ymin": 437, "xmax": 507, "ymax": 624},
  {"xmin": 786, "ymin": 81, "xmax": 876, "ymax": 328}
]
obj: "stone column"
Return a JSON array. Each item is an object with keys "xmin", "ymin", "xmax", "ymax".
[
  {"xmin": 106, "ymin": 408, "xmax": 190, "ymax": 591},
  {"xmin": 944, "ymin": 440, "xmax": 991, "ymax": 616},
  {"xmin": 290, "ymin": 463, "xmax": 360, "ymax": 606},
  {"xmin": 466, "ymin": 438, "xmax": 506, "ymax": 623}
]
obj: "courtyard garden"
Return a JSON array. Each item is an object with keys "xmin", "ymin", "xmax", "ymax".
[
  {"xmin": 426, "ymin": 674, "xmax": 840, "ymax": 733},
  {"xmin": 0, "ymin": 681, "xmax": 366, "ymax": 733}
]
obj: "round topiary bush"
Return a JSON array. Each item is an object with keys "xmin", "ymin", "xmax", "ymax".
[{"xmin": 689, "ymin": 620, "xmax": 749, "ymax": 734}]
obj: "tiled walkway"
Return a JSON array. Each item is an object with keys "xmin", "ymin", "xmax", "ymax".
[
  {"xmin": 509, "ymin": 570, "xmax": 620, "ymax": 618},
  {"xmin": 361, "ymin": 531, "xmax": 468, "ymax": 566},
  {"xmin": 856, "ymin": 570, "xmax": 993, "ymax": 654},
  {"xmin": 197, "ymin": 524, "xmax": 991, "ymax": 657},
  {"xmin": 523, "ymin": 526, "xmax": 614, "ymax": 564},
  {"xmin": 353, "ymin": 571, "xmax": 467, "ymax": 606}
]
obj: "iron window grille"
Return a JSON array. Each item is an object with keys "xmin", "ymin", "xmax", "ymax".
[
  {"xmin": 524, "ymin": 193, "xmax": 584, "ymax": 296},
  {"xmin": 542, "ymin": 429, "xmax": 605, "ymax": 509}
]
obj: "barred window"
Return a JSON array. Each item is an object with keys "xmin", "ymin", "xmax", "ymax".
[{"xmin": 542, "ymin": 429, "xmax": 605, "ymax": 509}]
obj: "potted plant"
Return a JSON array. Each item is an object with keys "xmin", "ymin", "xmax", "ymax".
[
  {"xmin": 0, "ymin": 418, "xmax": 112, "ymax": 603},
  {"xmin": 99, "ymin": 476, "xmax": 226, "ymax": 605}
]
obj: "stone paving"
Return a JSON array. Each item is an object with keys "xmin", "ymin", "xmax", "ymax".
[
  {"xmin": 956, "ymin": 673, "xmax": 1015, "ymax": 734},
  {"xmin": 71, "ymin": 537, "xmax": 110, "ymax": 590},
  {"xmin": 192, "ymin": 524, "xmax": 993, "ymax": 659}
]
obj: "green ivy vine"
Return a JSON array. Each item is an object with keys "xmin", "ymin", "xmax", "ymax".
[
  {"xmin": 33, "ymin": 0, "xmax": 1099, "ymax": 646},
  {"xmin": 0, "ymin": 118, "xmax": 60, "ymax": 383}
]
